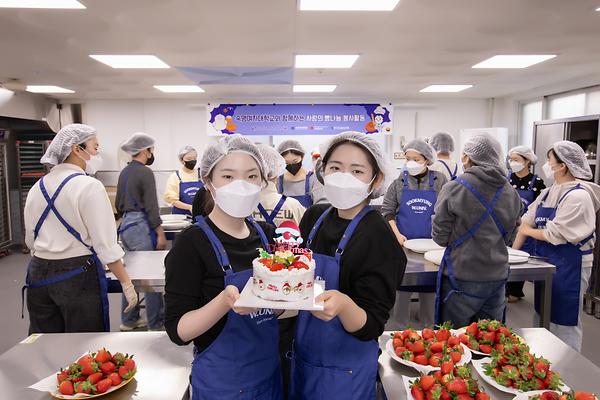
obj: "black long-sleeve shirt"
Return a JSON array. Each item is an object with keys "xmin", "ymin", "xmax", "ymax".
[
  {"xmin": 299, "ymin": 204, "xmax": 406, "ymax": 341},
  {"xmin": 164, "ymin": 218, "xmax": 276, "ymax": 350},
  {"xmin": 115, "ymin": 160, "xmax": 161, "ymax": 229}
]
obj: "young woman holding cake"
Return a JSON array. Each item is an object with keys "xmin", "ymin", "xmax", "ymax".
[
  {"xmin": 292, "ymin": 131, "xmax": 406, "ymax": 400},
  {"xmin": 164, "ymin": 134, "xmax": 283, "ymax": 400}
]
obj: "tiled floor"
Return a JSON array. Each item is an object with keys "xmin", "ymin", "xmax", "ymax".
[{"xmin": 1, "ymin": 251, "xmax": 599, "ymax": 367}]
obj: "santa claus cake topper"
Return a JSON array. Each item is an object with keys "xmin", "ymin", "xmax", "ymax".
[{"xmin": 269, "ymin": 220, "xmax": 309, "ymax": 255}]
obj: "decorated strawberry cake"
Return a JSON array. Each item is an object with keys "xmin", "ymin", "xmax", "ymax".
[{"xmin": 251, "ymin": 220, "xmax": 316, "ymax": 301}]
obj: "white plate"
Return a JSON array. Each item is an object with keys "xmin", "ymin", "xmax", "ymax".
[
  {"xmin": 160, "ymin": 214, "xmax": 187, "ymax": 222},
  {"xmin": 507, "ymin": 247, "xmax": 530, "ymax": 258},
  {"xmin": 386, "ymin": 337, "xmax": 472, "ymax": 374},
  {"xmin": 161, "ymin": 221, "xmax": 190, "ymax": 230},
  {"xmin": 512, "ymin": 391, "xmax": 561, "ymax": 400},
  {"xmin": 425, "ymin": 250, "xmax": 529, "ymax": 266},
  {"xmin": 404, "ymin": 239, "xmax": 444, "ymax": 254},
  {"xmin": 472, "ymin": 358, "xmax": 569, "ymax": 395},
  {"xmin": 234, "ymin": 277, "xmax": 325, "ymax": 311}
]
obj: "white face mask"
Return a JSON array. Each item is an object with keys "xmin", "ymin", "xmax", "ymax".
[
  {"xmin": 542, "ymin": 162, "xmax": 555, "ymax": 180},
  {"xmin": 324, "ymin": 172, "xmax": 374, "ymax": 210},
  {"xmin": 509, "ymin": 161, "xmax": 525, "ymax": 173},
  {"xmin": 78, "ymin": 148, "xmax": 103, "ymax": 175},
  {"xmin": 210, "ymin": 179, "xmax": 262, "ymax": 218},
  {"xmin": 405, "ymin": 160, "xmax": 426, "ymax": 176}
]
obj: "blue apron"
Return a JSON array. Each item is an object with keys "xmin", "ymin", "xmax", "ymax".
[
  {"xmin": 438, "ymin": 160, "xmax": 458, "ymax": 180},
  {"xmin": 279, "ymin": 171, "xmax": 313, "ymax": 208},
  {"xmin": 172, "ymin": 170, "xmax": 203, "ymax": 215},
  {"xmin": 117, "ymin": 165, "xmax": 157, "ymax": 249},
  {"xmin": 533, "ymin": 185, "xmax": 594, "ymax": 326},
  {"xmin": 291, "ymin": 206, "xmax": 378, "ymax": 400},
  {"xmin": 395, "ymin": 170, "xmax": 437, "ymax": 240},
  {"xmin": 434, "ymin": 177, "xmax": 508, "ymax": 325},
  {"xmin": 510, "ymin": 173, "xmax": 538, "ymax": 254},
  {"xmin": 257, "ymin": 195, "xmax": 287, "ymax": 227},
  {"xmin": 191, "ymin": 216, "xmax": 283, "ymax": 400},
  {"xmin": 21, "ymin": 173, "xmax": 110, "ymax": 331}
]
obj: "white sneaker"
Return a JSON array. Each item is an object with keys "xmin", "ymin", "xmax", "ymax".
[{"xmin": 119, "ymin": 318, "xmax": 147, "ymax": 331}]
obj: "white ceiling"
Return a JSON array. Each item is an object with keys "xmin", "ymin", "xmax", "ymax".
[{"xmin": 1, "ymin": 0, "xmax": 600, "ymax": 101}]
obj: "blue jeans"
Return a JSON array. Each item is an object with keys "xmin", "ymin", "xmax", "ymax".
[
  {"xmin": 439, "ymin": 275, "xmax": 506, "ymax": 327},
  {"xmin": 120, "ymin": 212, "xmax": 164, "ymax": 330}
]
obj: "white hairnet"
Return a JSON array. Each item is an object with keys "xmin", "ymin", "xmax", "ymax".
[
  {"xmin": 41, "ymin": 123, "xmax": 97, "ymax": 166},
  {"xmin": 258, "ymin": 144, "xmax": 286, "ymax": 180},
  {"xmin": 430, "ymin": 132, "xmax": 455, "ymax": 153},
  {"xmin": 508, "ymin": 145, "xmax": 537, "ymax": 165},
  {"xmin": 277, "ymin": 140, "xmax": 306, "ymax": 156},
  {"xmin": 462, "ymin": 132, "xmax": 504, "ymax": 170},
  {"xmin": 200, "ymin": 134, "xmax": 267, "ymax": 182},
  {"xmin": 178, "ymin": 145, "xmax": 197, "ymax": 161},
  {"xmin": 120, "ymin": 132, "xmax": 155, "ymax": 155},
  {"xmin": 320, "ymin": 131, "xmax": 393, "ymax": 199},
  {"xmin": 552, "ymin": 140, "xmax": 593, "ymax": 180},
  {"xmin": 404, "ymin": 139, "xmax": 436, "ymax": 165}
]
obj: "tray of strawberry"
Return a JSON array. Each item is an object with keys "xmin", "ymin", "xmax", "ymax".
[
  {"xmin": 516, "ymin": 391, "xmax": 598, "ymax": 400},
  {"xmin": 387, "ymin": 323, "xmax": 472, "ymax": 374},
  {"xmin": 50, "ymin": 348, "xmax": 137, "ymax": 399},
  {"xmin": 471, "ymin": 340, "xmax": 569, "ymax": 395},
  {"xmin": 403, "ymin": 364, "xmax": 491, "ymax": 400},
  {"xmin": 453, "ymin": 319, "xmax": 526, "ymax": 356}
]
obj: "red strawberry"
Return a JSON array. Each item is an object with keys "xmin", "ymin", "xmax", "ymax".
[
  {"xmin": 450, "ymin": 351, "xmax": 462, "ymax": 363},
  {"xmin": 466, "ymin": 322, "xmax": 478, "ymax": 336},
  {"xmin": 123, "ymin": 357, "xmax": 135, "ymax": 371},
  {"xmin": 259, "ymin": 258, "xmax": 273, "ymax": 268},
  {"xmin": 448, "ymin": 336, "xmax": 459, "ymax": 347},
  {"xmin": 112, "ymin": 352, "xmax": 126, "ymax": 366},
  {"xmin": 420, "ymin": 375, "xmax": 436, "ymax": 391},
  {"xmin": 456, "ymin": 394, "xmax": 472, "ymax": 400},
  {"xmin": 446, "ymin": 379, "xmax": 468, "ymax": 394},
  {"xmin": 118, "ymin": 365, "xmax": 136, "ymax": 380},
  {"xmin": 411, "ymin": 341, "xmax": 426, "ymax": 354},
  {"xmin": 393, "ymin": 338, "xmax": 403, "ymax": 348},
  {"xmin": 77, "ymin": 354, "xmax": 94, "ymax": 365},
  {"xmin": 100, "ymin": 361, "xmax": 116, "ymax": 375},
  {"xmin": 487, "ymin": 320, "xmax": 501, "ymax": 332},
  {"xmin": 479, "ymin": 344, "xmax": 493, "ymax": 354},
  {"xmin": 411, "ymin": 385, "xmax": 425, "ymax": 400},
  {"xmin": 482, "ymin": 332, "xmax": 496, "ymax": 344},
  {"xmin": 87, "ymin": 372, "xmax": 103, "ymax": 385},
  {"xmin": 574, "ymin": 393, "xmax": 596, "ymax": 400},
  {"xmin": 56, "ymin": 369, "xmax": 69, "ymax": 384},
  {"xmin": 393, "ymin": 331, "xmax": 403, "ymax": 339},
  {"xmin": 441, "ymin": 361, "xmax": 454, "ymax": 375},
  {"xmin": 395, "ymin": 346, "xmax": 407, "ymax": 356},
  {"xmin": 436, "ymin": 326, "xmax": 452, "ymax": 342},
  {"xmin": 440, "ymin": 388, "xmax": 452, "ymax": 400},
  {"xmin": 476, "ymin": 393, "xmax": 491, "ymax": 400},
  {"xmin": 401, "ymin": 351, "xmax": 415, "ymax": 362},
  {"xmin": 430, "ymin": 342, "xmax": 444, "ymax": 353},
  {"xmin": 75, "ymin": 381, "xmax": 94, "ymax": 394},
  {"xmin": 415, "ymin": 354, "xmax": 429, "ymax": 366},
  {"xmin": 534, "ymin": 358, "xmax": 550, "ymax": 379},
  {"xmin": 96, "ymin": 378, "xmax": 113, "ymax": 394},
  {"xmin": 269, "ymin": 263, "xmax": 285, "ymax": 272},
  {"xmin": 433, "ymin": 371, "xmax": 443, "ymax": 381},
  {"xmin": 542, "ymin": 392, "xmax": 560, "ymax": 400},
  {"xmin": 58, "ymin": 381, "xmax": 74, "ymax": 395},
  {"xmin": 429, "ymin": 355, "xmax": 441, "ymax": 368},
  {"xmin": 458, "ymin": 334, "xmax": 470, "ymax": 345},
  {"xmin": 109, "ymin": 372, "xmax": 123, "ymax": 386},
  {"xmin": 79, "ymin": 360, "xmax": 99, "ymax": 376},
  {"xmin": 422, "ymin": 328, "xmax": 436, "ymax": 340},
  {"xmin": 95, "ymin": 348, "xmax": 112, "ymax": 363}
]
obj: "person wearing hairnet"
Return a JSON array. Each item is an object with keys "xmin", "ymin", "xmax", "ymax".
[
  {"xmin": 116, "ymin": 132, "xmax": 166, "ymax": 331},
  {"xmin": 164, "ymin": 145, "xmax": 203, "ymax": 216},
  {"xmin": 164, "ymin": 134, "xmax": 283, "ymax": 399},
  {"xmin": 252, "ymin": 144, "xmax": 305, "ymax": 227},
  {"xmin": 506, "ymin": 145, "xmax": 546, "ymax": 302},
  {"xmin": 429, "ymin": 132, "xmax": 460, "ymax": 180},
  {"xmin": 382, "ymin": 139, "xmax": 447, "ymax": 329},
  {"xmin": 277, "ymin": 139, "xmax": 325, "ymax": 207},
  {"xmin": 513, "ymin": 141, "xmax": 600, "ymax": 351},
  {"xmin": 293, "ymin": 132, "xmax": 405, "ymax": 400},
  {"xmin": 23, "ymin": 124, "xmax": 137, "ymax": 333},
  {"xmin": 432, "ymin": 132, "xmax": 521, "ymax": 327}
]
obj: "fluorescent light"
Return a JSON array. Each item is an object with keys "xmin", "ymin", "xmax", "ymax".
[
  {"xmin": 295, "ymin": 55, "xmax": 359, "ymax": 69},
  {"xmin": 26, "ymin": 85, "xmax": 75, "ymax": 93},
  {"xmin": 596, "ymin": 7, "xmax": 600, "ymax": 11},
  {"xmin": 299, "ymin": 0, "xmax": 400, "ymax": 11},
  {"xmin": 89, "ymin": 55, "xmax": 170, "ymax": 69},
  {"xmin": 420, "ymin": 85, "xmax": 473, "ymax": 93},
  {"xmin": 293, "ymin": 85, "xmax": 337, "ymax": 93},
  {"xmin": 472, "ymin": 55, "xmax": 556, "ymax": 69},
  {"xmin": 153, "ymin": 85, "xmax": 205, "ymax": 93},
  {"xmin": 0, "ymin": 0, "xmax": 85, "ymax": 8}
]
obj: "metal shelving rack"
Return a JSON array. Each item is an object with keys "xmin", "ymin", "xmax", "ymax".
[
  {"xmin": 16, "ymin": 140, "xmax": 49, "ymax": 251},
  {"xmin": 0, "ymin": 141, "xmax": 11, "ymax": 253}
]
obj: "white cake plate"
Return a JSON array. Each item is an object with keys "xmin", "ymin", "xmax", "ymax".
[{"xmin": 234, "ymin": 277, "xmax": 325, "ymax": 311}]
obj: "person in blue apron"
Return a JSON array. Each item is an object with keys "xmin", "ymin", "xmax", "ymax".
[
  {"xmin": 429, "ymin": 132, "xmax": 460, "ymax": 181},
  {"xmin": 432, "ymin": 132, "xmax": 522, "ymax": 327},
  {"xmin": 164, "ymin": 145, "xmax": 204, "ymax": 216},
  {"xmin": 117, "ymin": 132, "xmax": 167, "ymax": 331},
  {"xmin": 164, "ymin": 134, "xmax": 283, "ymax": 399},
  {"xmin": 513, "ymin": 141, "xmax": 598, "ymax": 351},
  {"xmin": 254, "ymin": 144, "xmax": 305, "ymax": 227},
  {"xmin": 23, "ymin": 124, "xmax": 137, "ymax": 333},
  {"xmin": 277, "ymin": 140, "xmax": 323, "ymax": 208},
  {"xmin": 291, "ymin": 131, "xmax": 405, "ymax": 400},
  {"xmin": 381, "ymin": 139, "xmax": 447, "ymax": 329},
  {"xmin": 506, "ymin": 145, "xmax": 546, "ymax": 302}
]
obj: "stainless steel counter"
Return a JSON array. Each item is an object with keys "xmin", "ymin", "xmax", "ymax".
[
  {"xmin": 401, "ymin": 250, "xmax": 556, "ymax": 328},
  {"xmin": 378, "ymin": 328, "xmax": 600, "ymax": 400},
  {"xmin": 0, "ymin": 332, "xmax": 193, "ymax": 400}
]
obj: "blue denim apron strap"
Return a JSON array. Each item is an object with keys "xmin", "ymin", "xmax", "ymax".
[
  {"xmin": 257, "ymin": 196, "xmax": 287, "ymax": 227},
  {"xmin": 335, "ymin": 206, "xmax": 373, "ymax": 262},
  {"xmin": 439, "ymin": 160, "xmax": 457, "ymax": 180},
  {"xmin": 278, "ymin": 175, "xmax": 284, "ymax": 193},
  {"xmin": 195, "ymin": 216, "xmax": 232, "ymax": 273},
  {"xmin": 455, "ymin": 177, "xmax": 507, "ymax": 239},
  {"xmin": 246, "ymin": 216, "xmax": 271, "ymax": 249},
  {"xmin": 306, "ymin": 206, "xmax": 334, "ymax": 248}
]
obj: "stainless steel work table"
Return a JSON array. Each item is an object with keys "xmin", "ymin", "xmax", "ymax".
[
  {"xmin": 0, "ymin": 332, "xmax": 193, "ymax": 400},
  {"xmin": 378, "ymin": 328, "xmax": 600, "ymax": 400},
  {"xmin": 401, "ymin": 250, "xmax": 556, "ymax": 329}
]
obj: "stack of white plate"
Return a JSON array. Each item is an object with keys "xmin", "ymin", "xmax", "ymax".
[
  {"xmin": 161, "ymin": 214, "xmax": 190, "ymax": 230},
  {"xmin": 403, "ymin": 239, "xmax": 444, "ymax": 254},
  {"xmin": 424, "ymin": 247, "xmax": 530, "ymax": 266}
]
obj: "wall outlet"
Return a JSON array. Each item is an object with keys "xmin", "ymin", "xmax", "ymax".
[{"xmin": 393, "ymin": 152, "xmax": 405, "ymax": 160}]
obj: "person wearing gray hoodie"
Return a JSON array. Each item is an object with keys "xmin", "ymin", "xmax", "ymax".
[{"xmin": 432, "ymin": 132, "xmax": 522, "ymax": 327}]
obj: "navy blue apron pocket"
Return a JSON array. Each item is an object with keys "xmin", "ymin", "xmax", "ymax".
[{"xmin": 294, "ymin": 356, "xmax": 354, "ymax": 400}]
